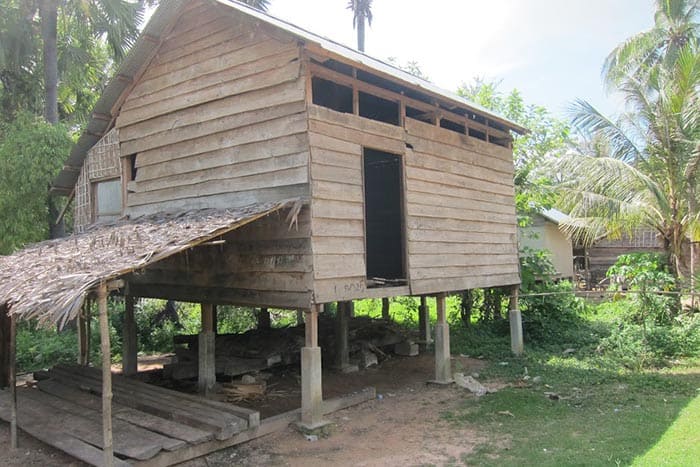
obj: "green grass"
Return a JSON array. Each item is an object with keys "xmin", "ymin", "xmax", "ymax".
[
  {"xmin": 449, "ymin": 354, "xmax": 700, "ymax": 466},
  {"xmin": 632, "ymin": 392, "xmax": 700, "ymax": 466}
]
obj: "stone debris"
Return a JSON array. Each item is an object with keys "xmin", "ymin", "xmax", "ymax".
[{"xmin": 453, "ymin": 372, "xmax": 493, "ymax": 396}]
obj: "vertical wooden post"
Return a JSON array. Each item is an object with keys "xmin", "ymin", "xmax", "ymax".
[
  {"xmin": 97, "ymin": 282, "xmax": 114, "ymax": 467},
  {"xmin": 198, "ymin": 303, "xmax": 216, "ymax": 395},
  {"xmin": 433, "ymin": 293, "xmax": 452, "ymax": 384},
  {"xmin": 418, "ymin": 295, "xmax": 431, "ymax": 346},
  {"xmin": 122, "ymin": 295, "xmax": 137, "ymax": 376},
  {"xmin": 78, "ymin": 301, "xmax": 88, "ymax": 365},
  {"xmin": 212, "ymin": 304, "xmax": 218, "ymax": 335},
  {"xmin": 381, "ymin": 298, "xmax": 391, "ymax": 320},
  {"xmin": 334, "ymin": 302, "xmax": 356, "ymax": 372},
  {"xmin": 296, "ymin": 309, "xmax": 304, "ymax": 326},
  {"xmin": 300, "ymin": 304, "xmax": 325, "ymax": 428},
  {"xmin": 0, "ymin": 305, "xmax": 10, "ymax": 388},
  {"xmin": 258, "ymin": 307, "xmax": 271, "ymax": 330},
  {"xmin": 9, "ymin": 313, "xmax": 17, "ymax": 450},
  {"xmin": 509, "ymin": 285, "xmax": 524, "ymax": 355}
]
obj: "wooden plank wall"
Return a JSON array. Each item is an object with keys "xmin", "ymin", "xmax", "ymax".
[
  {"xmin": 404, "ymin": 118, "xmax": 520, "ymax": 294},
  {"xmin": 115, "ymin": 3, "xmax": 309, "ymax": 217},
  {"xmin": 307, "ymin": 105, "xmax": 520, "ymax": 302},
  {"xmin": 128, "ymin": 208, "xmax": 313, "ymax": 309}
]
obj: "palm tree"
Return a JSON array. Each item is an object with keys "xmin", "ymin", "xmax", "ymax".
[
  {"xmin": 557, "ymin": 41, "xmax": 700, "ymax": 278},
  {"xmin": 38, "ymin": 0, "xmax": 145, "ymax": 124},
  {"xmin": 347, "ymin": 0, "xmax": 373, "ymax": 52},
  {"xmin": 602, "ymin": 0, "xmax": 700, "ymax": 88}
]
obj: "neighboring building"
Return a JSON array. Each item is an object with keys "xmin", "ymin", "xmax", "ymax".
[
  {"xmin": 575, "ymin": 229, "xmax": 664, "ymax": 287},
  {"xmin": 520, "ymin": 208, "xmax": 574, "ymax": 279}
]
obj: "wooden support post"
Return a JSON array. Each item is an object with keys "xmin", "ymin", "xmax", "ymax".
[
  {"xmin": 0, "ymin": 305, "xmax": 10, "ymax": 388},
  {"xmin": 78, "ymin": 301, "xmax": 89, "ymax": 366},
  {"xmin": 432, "ymin": 293, "xmax": 452, "ymax": 384},
  {"xmin": 9, "ymin": 313, "xmax": 17, "ymax": 450},
  {"xmin": 509, "ymin": 286, "xmax": 524, "ymax": 355},
  {"xmin": 300, "ymin": 304, "xmax": 326, "ymax": 429},
  {"xmin": 381, "ymin": 298, "xmax": 391, "ymax": 320},
  {"xmin": 122, "ymin": 295, "xmax": 137, "ymax": 376},
  {"xmin": 418, "ymin": 295, "xmax": 431, "ymax": 346},
  {"xmin": 334, "ymin": 302, "xmax": 357, "ymax": 373},
  {"xmin": 198, "ymin": 303, "xmax": 216, "ymax": 395},
  {"xmin": 296, "ymin": 309, "xmax": 304, "ymax": 326},
  {"xmin": 212, "ymin": 305, "xmax": 218, "ymax": 335},
  {"xmin": 258, "ymin": 307, "xmax": 271, "ymax": 330},
  {"xmin": 97, "ymin": 282, "xmax": 114, "ymax": 467}
]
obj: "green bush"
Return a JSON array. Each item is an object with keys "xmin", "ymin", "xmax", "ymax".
[{"xmin": 16, "ymin": 322, "xmax": 78, "ymax": 372}]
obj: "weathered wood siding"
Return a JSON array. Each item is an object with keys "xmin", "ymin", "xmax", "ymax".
[
  {"xmin": 116, "ymin": 4, "xmax": 309, "ymax": 217},
  {"xmin": 128, "ymin": 207, "xmax": 313, "ymax": 309},
  {"xmin": 404, "ymin": 118, "xmax": 520, "ymax": 294},
  {"xmin": 307, "ymin": 105, "xmax": 519, "ymax": 302}
]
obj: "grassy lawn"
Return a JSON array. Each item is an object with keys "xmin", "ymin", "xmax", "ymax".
[{"xmin": 448, "ymin": 354, "xmax": 700, "ymax": 466}]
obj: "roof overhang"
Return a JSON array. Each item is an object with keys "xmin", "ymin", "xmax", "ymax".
[{"xmin": 0, "ymin": 199, "xmax": 301, "ymax": 328}]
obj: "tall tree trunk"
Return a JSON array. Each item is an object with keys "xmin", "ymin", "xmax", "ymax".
[
  {"xmin": 357, "ymin": 18, "xmax": 365, "ymax": 52},
  {"xmin": 40, "ymin": 0, "xmax": 59, "ymax": 124}
]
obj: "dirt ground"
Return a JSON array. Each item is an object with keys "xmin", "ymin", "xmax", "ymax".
[{"xmin": 1, "ymin": 354, "xmax": 493, "ymax": 466}]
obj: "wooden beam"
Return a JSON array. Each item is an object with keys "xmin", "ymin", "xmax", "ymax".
[
  {"xmin": 199, "ymin": 304, "xmax": 216, "ymax": 395},
  {"xmin": 381, "ymin": 298, "xmax": 390, "ymax": 321},
  {"xmin": 78, "ymin": 301, "xmax": 89, "ymax": 366},
  {"xmin": 9, "ymin": 313, "xmax": 17, "ymax": 450},
  {"xmin": 97, "ymin": 281, "xmax": 114, "ymax": 467},
  {"xmin": 122, "ymin": 296, "xmax": 137, "ymax": 376},
  {"xmin": 304, "ymin": 305, "xmax": 319, "ymax": 348}
]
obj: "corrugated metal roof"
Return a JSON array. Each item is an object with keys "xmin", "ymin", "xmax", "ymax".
[
  {"xmin": 539, "ymin": 208, "xmax": 570, "ymax": 225},
  {"xmin": 52, "ymin": 0, "xmax": 526, "ymax": 195}
]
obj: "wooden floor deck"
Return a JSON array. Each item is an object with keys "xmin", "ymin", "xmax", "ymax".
[{"xmin": 0, "ymin": 365, "xmax": 375, "ymax": 466}]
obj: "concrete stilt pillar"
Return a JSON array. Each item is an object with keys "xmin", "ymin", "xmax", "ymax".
[
  {"xmin": 334, "ymin": 302, "xmax": 358, "ymax": 373},
  {"xmin": 509, "ymin": 286, "xmax": 524, "ymax": 355},
  {"xmin": 258, "ymin": 307, "xmax": 271, "ymax": 329},
  {"xmin": 418, "ymin": 295, "xmax": 431, "ymax": 347},
  {"xmin": 198, "ymin": 303, "xmax": 216, "ymax": 395},
  {"xmin": 433, "ymin": 293, "xmax": 452, "ymax": 384},
  {"xmin": 122, "ymin": 295, "xmax": 138, "ymax": 376},
  {"xmin": 381, "ymin": 297, "xmax": 390, "ymax": 320},
  {"xmin": 300, "ymin": 304, "xmax": 326, "ymax": 429}
]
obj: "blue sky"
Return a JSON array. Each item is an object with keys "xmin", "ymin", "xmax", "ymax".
[{"xmin": 267, "ymin": 0, "xmax": 654, "ymax": 119}]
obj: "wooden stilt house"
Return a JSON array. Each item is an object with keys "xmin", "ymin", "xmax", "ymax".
[{"xmin": 0, "ymin": 0, "xmax": 526, "ymax": 463}]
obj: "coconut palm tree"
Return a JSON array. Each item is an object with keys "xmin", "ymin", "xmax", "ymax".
[
  {"xmin": 557, "ymin": 41, "xmax": 700, "ymax": 278},
  {"xmin": 602, "ymin": 0, "xmax": 700, "ymax": 88},
  {"xmin": 347, "ymin": 0, "xmax": 373, "ymax": 52}
]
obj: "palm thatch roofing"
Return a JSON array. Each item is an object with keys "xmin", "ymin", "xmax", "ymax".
[{"xmin": 0, "ymin": 199, "xmax": 301, "ymax": 328}]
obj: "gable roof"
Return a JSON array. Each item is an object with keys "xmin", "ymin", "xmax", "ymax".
[
  {"xmin": 52, "ymin": 0, "xmax": 526, "ymax": 195},
  {"xmin": 539, "ymin": 208, "xmax": 569, "ymax": 225}
]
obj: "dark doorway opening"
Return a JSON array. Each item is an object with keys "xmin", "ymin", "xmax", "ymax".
[{"xmin": 363, "ymin": 149, "xmax": 406, "ymax": 286}]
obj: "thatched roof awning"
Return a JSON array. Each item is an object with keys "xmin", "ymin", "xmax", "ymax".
[{"xmin": 0, "ymin": 199, "xmax": 301, "ymax": 328}]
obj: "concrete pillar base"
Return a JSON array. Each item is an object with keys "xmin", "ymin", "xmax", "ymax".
[
  {"xmin": 198, "ymin": 331, "xmax": 216, "ymax": 395},
  {"xmin": 300, "ymin": 346, "xmax": 327, "ymax": 428},
  {"xmin": 432, "ymin": 322, "xmax": 453, "ymax": 384},
  {"xmin": 509, "ymin": 309, "xmax": 524, "ymax": 355}
]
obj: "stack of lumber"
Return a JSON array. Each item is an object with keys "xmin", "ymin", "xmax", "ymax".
[
  {"xmin": 0, "ymin": 364, "xmax": 259, "ymax": 465},
  {"xmin": 164, "ymin": 315, "xmax": 411, "ymax": 381}
]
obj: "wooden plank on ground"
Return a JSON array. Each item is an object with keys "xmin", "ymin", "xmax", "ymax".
[
  {"xmin": 38, "ymin": 379, "xmax": 212, "ymax": 445},
  {"xmin": 57, "ymin": 365, "xmax": 259, "ymax": 428},
  {"xmin": 20, "ymin": 388, "xmax": 174, "ymax": 460},
  {"xmin": 48, "ymin": 368, "xmax": 244, "ymax": 440}
]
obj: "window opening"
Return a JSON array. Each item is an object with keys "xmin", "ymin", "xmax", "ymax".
[
  {"xmin": 440, "ymin": 118, "xmax": 466, "ymax": 134},
  {"xmin": 312, "ymin": 77, "xmax": 353, "ymax": 114},
  {"xmin": 94, "ymin": 178, "xmax": 122, "ymax": 223},
  {"xmin": 363, "ymin": 148, "xmax": 406, "ymax": 286},
  {"xmin": 359, "ymin": 92, "xmax": 399, "ymax": 126},
  {"xmin": 405, "ymin": 106, "xmax": 434, "ymax": 124}
]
